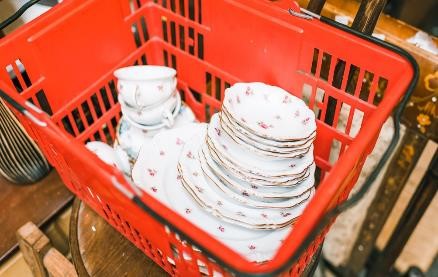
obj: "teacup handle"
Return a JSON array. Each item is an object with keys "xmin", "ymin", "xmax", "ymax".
[
  {"xmin": 162, "ymin": 109, "xmax": 175, "ymax": 128},
  {"xmin": 134, "ymin": 85, "xmax": 147, "ymax": 109}
]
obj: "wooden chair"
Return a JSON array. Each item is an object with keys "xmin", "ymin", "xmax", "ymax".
[{"xmin": 16, "ymin": 222, "xmax": 77, "ymax": 277}]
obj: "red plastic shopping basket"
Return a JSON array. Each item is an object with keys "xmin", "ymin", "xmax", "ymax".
[{"xmin": 0, "ymin": 0, "xmax": 417, "ymax": 276}]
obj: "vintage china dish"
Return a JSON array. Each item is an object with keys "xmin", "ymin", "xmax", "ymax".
[
  {"xmin": 120, "ymin": 93, "xmax": 182, "ymax": 130},
  {"xmin": 115, "ymin": 101, "xmax": 196, "ymax": 163},
  {"xmin": 86, "ymin": 141, "xmax": 130, "ymax": 173},
  {"xmin": 199, "ymin": 143, "xmax": 314, "ymax": 208},
  {"xmin": 219, "ymin": 117, "xmax": 312, "ymax": 158},
  {"xmin": 119, "ymin": 91, "xmax": 178, "ymax": 126},
  {"xmin": 132, "ymin": 124, "xmax": 294, "ymax": 262},
  {"xmin": 222, "ymin": 82, "xmax": 316, "ymax": 141},
  {"xmin": 200, "ymin": 142, "xmax": 316, "ymax": 201},
  {"xmin": 206, "ymin": 140, "xmax": 313, "ymax": 187},
  {"xmin": 207, "ymin": 114, "xmax": 314, "ymax": 178},
  {"xmin": 114, "ymin": 65, "xmax": 177, "ymax": 108},
  {"xmin": 220, "ymin": 109, "xmax": 316, "ymax": 150},
  {"xmin": 178, "ymin": 126, "xmax": 314, "ymax": 229},
  {"xmin": 122, "ymin": 92, "xmax": 182, "ymax": 130}
]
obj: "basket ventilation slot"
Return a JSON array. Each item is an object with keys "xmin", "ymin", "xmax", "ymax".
[
  {"xmin": 4, "ymin": 60, "xmax": 53, "ymax": 115},
  {"xmin": 161, "ymin": 18, "xmax": 204, "ymax": 60},
  {"xmin": 158, "ymin": 0, "xmax": 202, "ymax": 24},
  {"xmin": 58, "ymin": 82, "xmax": 120, "ymax": 143}
]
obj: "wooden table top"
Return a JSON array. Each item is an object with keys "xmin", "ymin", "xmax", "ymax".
[
  {"xmin": 0, "ymin": 170, "xmax": 73, "ymax": 262},
  {"xmin": 69, "ymin": 198, "xmax": 322, "ymax": 276},
  {"xmin": 69, "ymin": 198, "xmax": 166, "ymax": 277}
]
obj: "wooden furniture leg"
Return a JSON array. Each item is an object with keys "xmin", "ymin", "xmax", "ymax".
[
  {"xmin": 307, "ymin": 0, "xmax": 326, "ymax": 14},
  {"xmin": 367, "ymin": 150, "xmax": 437, "ymax": 276},
  {"xmin": 346, "ymin": 130, "xmax": 429, "ymax": 274},
  {"xmin": 16, "ymin": 221, "xmax": 78, "ymax": 277}
]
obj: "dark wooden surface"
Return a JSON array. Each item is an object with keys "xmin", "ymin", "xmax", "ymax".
[
  {"xmin": 351, "ymin": 0, "xmax": 388, "ymax": 34},
  {"xmin": 0, "ymin": 171, "xmax": 72, "ymax": 262},
  {"xmin": 307, "ymin": 0, "xmax": 326, "ymax": 14},
  {"xmin": 69, "ymin": 198, "xmax": 166, "ymax": 277}
]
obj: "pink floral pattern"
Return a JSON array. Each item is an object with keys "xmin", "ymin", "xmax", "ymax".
[
  {"xmin": 289, "ymin": 164, "xmax": 296, "ymax": 168},
  {"xmin": 245, "ymin": 86, "xmax": 254, "ymax": 95},
  {"xmin": 193, "ymin": 172, "xmax": 199, "ymax": 177},
  {"xmin": 261, "ymin": 213, "xmax": 268, "ymax": 219},
  {"xmin": 186, "ymin": 151, "xmax": 195, "ymax": 159},
  {"xmin": 294, "ymin": 110, "xmax": 300, "ymax": 118},
  {"xmin": 251, "ymin": 185, "xmax": 258, "ymax": 189},
  {"xmin": 159, "ymin": 150, "xmax": 165, "ymax": 156},
  {"xmin": 147, "ymin": 168, "xmax": 157, "ymax": 177},
  {"xmin": 241, "ymin": 117, "xmax": 247, "ymax": 123},
  {"xmin": 302, "ymin": 117, "xmax": 311, "ymax": 125},
  {"xmin": 157, "ymin": 84, "xmax": 164, "ymax": 91},
  {"xmin": 242, "ymin": 191, "xmax": 249, "ymax": 197},
  {"xmin": 217, "ymin": 200, "xmax": 223, "ymax": 206},
  {"xmin": 195, "ymin": 185, "xmax": 203, "ymax": 193},
  {"xmin": 257, "ymin": 121, "xmax": 273, "ymax": 129},
  {"xmin": 236, "ymin": 211, "xmax": 245, "ymax": 217},
  {"xmin": 176, "ymin": 137, "xmax": 184, "ymax": 145},
  {"xmin": 151, "ymin": 186, "xmax": 158, "ymax": 192},
  {"xmin": 215, "ymin": 127, "xmax": 221, "ymax": 136},
  {"xmin": 218, "ymin": 226, "xmax": 225, "ymax": 232},
  {"xmin": 236, "ymin": 95, "xmax": 241, "ymax": 104},
  {"xmin": 248, "ymin": 245, "xmax": 256, "ymax": 250},
  {"xmin": 185, "ymin": 208, "xmax": 192, "ymax": 214},
  {"xmin": 283, "ymin": 95, "xmax": 291, "ymax": 104},
  {"xmin": 280, "ymin": 211, "xmax": 291, "ymax": 217}
]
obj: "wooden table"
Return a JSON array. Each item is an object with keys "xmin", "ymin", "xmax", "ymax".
[
  {"xmin": 69, "ymin": 198, "xmax": 166, "ymax": 277},
  {"xmin": 69, "ymin": 198, "xmax": 321, "ymax": 276},
  {"xmin": 0, "ymin": 171, "xmax": 72, "ymax": 262}
]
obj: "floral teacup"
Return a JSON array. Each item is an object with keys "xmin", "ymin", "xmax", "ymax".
[{"xmin": 114, "ymin": 65, "xmax": 177, "ymax": 108}]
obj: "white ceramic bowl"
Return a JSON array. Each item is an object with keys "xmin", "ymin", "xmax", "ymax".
[
  {"xmin": 119, "ymin": 92, "xmax": 178, "ymax": 126},
  {"xmin": 114, "ymin": 65, "xmax": 177, "ymax": 108},
  {"xmin": 85, "ymin": 141, "xmax": 130, "ymax": 174}
]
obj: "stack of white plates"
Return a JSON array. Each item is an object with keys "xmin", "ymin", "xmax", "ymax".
[{"xmin": 132, "ymin": 82, "xmax": 317, "ymax": 262}]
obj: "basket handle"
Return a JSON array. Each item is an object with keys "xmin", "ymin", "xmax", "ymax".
[
  {"xmin": 306, "ymin": 0, "xmax": 387, "ymax": 35},
  {"xmin": 0, "ymin": 0, "xmax": 45, "ymax": 31}
]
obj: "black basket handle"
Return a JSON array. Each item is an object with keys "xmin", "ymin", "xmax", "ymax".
[{"xmin": 0, "ymin": 0, "xmax": 45, "ymax": 31}]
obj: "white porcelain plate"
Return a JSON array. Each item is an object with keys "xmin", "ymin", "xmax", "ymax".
[
  {"xmin": 208, "ymin": 114, "xmax": 314, "ymax": 178},
  {"xmin": 178, "ymin": 126, "xmax": 314, "ymax": 230},
  {"xmin": 199, "ymin": 143, "xmax": 314, "ymax": 208},
  {"xmin": 222, "ymin": 82, "xmax": 316, "ymax": 141},
  {"xmin": 220, "ymin": 110, "xmax": 315, "ymax": 151},
  {"xmin": 132, "ymin": 124, "xmax": 295, "ymax": 262},
  {"xmin": 200, "ymin": 142, "xmax": 316, "ymax": 201}
]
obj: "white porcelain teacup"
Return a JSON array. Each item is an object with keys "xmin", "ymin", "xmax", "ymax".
[
  {"xmin": 119, "ymin": 92, "xmax": 178, "ymax": 126},
  {"xmin": 114, "ymin": 65, "xmax": 177, "ymax": 108}
]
